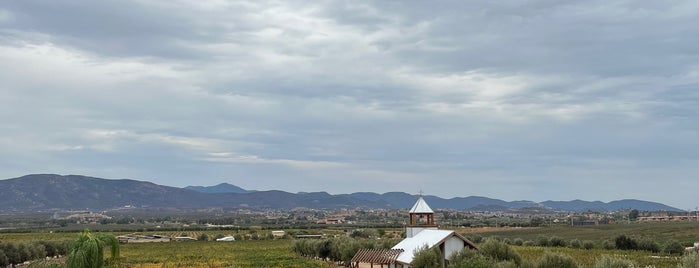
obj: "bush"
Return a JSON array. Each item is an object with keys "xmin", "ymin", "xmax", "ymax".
[
  {"xmin": 535, "ymin": 251, "xmax": 577, "ymax": 268},
  {"xmin": 637, "ymin": 239, "xmax": 661, "ymax": 253},
  {"xmin": 548, "ymin": 236, "xmax": 567, "ymax": 247},
  {"xmin": 678, "ymin": 251, "xmax": 699, "ymax": 268},
  {"xmin": 448, "ymin": 249, "xmax": 493, "ymax": 268},
  {"xmin": 412, "ymin": 245, "xmax": 443, "ymax": 268},
  {"xmin": 569, "ymin": 239, "xmax": 582, "ymax": 249},
  {"xmin": 614, "ymin": 235, "xmax": 638, "ymax": 250},
  {"xmin": 583, "ymin": 240, "xmax": 595, "ymax": 250},
  {"xmin": 198, "ymin": 233, "xmax": 209, "ymax": 241},
  {"xmin": 513, "ymin": 238, "xmax": 524, "ymax": 246},
  {"xmin": 536, "ymin": 236, "xmax": 549, "ymax": 247},
  {"xmin": 0, "ymin": 249, "xmax": 8, "ymax": 268},
  {"xmin": 523, "ymin": 240, "xmax": 536, "ymax": 247},
  {"xmin": 602, "ymin": 240, "xmax": 615, "ymax": 250},
  {"xmin": 664, "ymin": 240, "xmax": 685, "ymax": 255},
  {"xmin": 479, "ymin": 239, "xmax": 522, "ymax": 265},
  {"xmin": 593, "ymin": 255, "xmax": 636, "ymax": 268}
]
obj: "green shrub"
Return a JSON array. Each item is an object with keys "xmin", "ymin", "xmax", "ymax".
[
  {"xmin": 602, "ymin": 240, "xmax": 615, "ymax": 250},
  {"xmin": 583, "ymin": 240, "xmax": 595, "ymax": 250},
  {"xmin": 523, "ymin": 240, "xmax": 536, "ymax": 247},
  {"xmin": 513, "ymin": 238, "xmax": 524, "ymax": 246},
  {"xmin": 535, "ymin": 251, "xmax": 577, "ymax": 268},
  {"xmin": 448, "ymin": 250, "xmax": 493, "ymax": 268},
  {"xmin": 412, "ymin": 245, "xmax": 443, "ymax": 268},
  {"xmin": 678, "ymin": 251, "xmax": 699, "ymax": 268},
  {"xmin": 663, "ymin": 240, "xmax": 685, "ymax": 255},
  {"xmin": 536, "ymin": 236, "xmax": 549, "ymax": 247},
  {"xmin": 593, "ymin": 255, "xmax": 636, "ymax": 268},
  {"xmin": 548, "ymin": 236, "xmax": 567, "ymax": 247},
  {"xmin": 479, "ymin": 239, "xmax": 522, "ymax": 265},
  {"xmin": 637, "ymin": 239, "xmax": 660, "ymax": 253},
  {"xmin": 569, "ymin": 239, "xmax": 582, "ymax": 249},
  {"xmin": 614, "ymin": 235, "xmax": 637, "ymax": 250}
]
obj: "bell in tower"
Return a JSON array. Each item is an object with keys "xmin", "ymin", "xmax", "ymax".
[{"xmin": 406, "ymin": 194, "xmax": 438, "ymax": 238}]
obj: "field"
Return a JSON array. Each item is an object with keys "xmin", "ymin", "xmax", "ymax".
[
  {"xmin": 466, "ymin": 221, "xmax": 699, "ymax": 245},
  {"xmin": 2, "ymin": 222, "xmax": 698, "ymax": 267},
  {"xmin": 514, "ymin": 246, "xmax": 682, "ymax": 268},
  {"xmin": 118, "ymin": 240, "xmax": 331, "ymax": 268}
]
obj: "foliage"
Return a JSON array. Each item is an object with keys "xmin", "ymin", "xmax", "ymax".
[
  {"xmin": 637, "ymin": 238, "xmax": 661, "ymax": 253},
  {"xmin": 513, "ymin": 238, "xmax": 524, "ymax": 246},
  {"xmin": 569, "ymin": 239, "xmax": 582, "ymax": 249},
  {"xmin": 548, "ymin": 236, "xmax": 567, "ymax": 247},
  {"xmin": 479, "ymin": 238, "xmax": 522, "ymax": 265},
  {"xmin": 291, "ymin": 237, "xmax": 400, "ymax": 266},
  {"xmin": 412, "ymin": 245, "xmax": 443, "ymax": 268},
  {"xmin": 678, "ymin": 251, "xmax": 699, "ymax": 268},
  {"xmin": 535, "ymin": 251, "xmax": 577, "ymax": 268},
  {"xmin": 663, "ymin": 240, "xmax": 684, "ymax": 255},
  {"xmin": 0, "ymin": 240, "xmax": 69, "ymax": 266},
  {"xmin": 66, "ymin": 229, "xmax": 119, "ymax": 268},
  {"xmin": 593, "ymin": 255, "xmax": 637, "ymax": 268},
  {"xmin": 615, "ymin": 235, "xmax": 638, "ymax": 250},
  {"xmin": 583, "ymin": 240, "xmax": 595, "ymax": 250},
  {"xmin": 198, "ymin": 233, "xmax": 209, "ymax": 241},
  {"xmin": 449, "ymin": 248, "xmax": 486, "ymax": 268},
  {"xmin": 629, "ymin": 210, "xmax": 640, "ymax": 221}
]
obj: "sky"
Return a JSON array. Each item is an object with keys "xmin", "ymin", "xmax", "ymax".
[{"xmin": 1, "ymin": 1, "xmax": 698, "ymax": 209}]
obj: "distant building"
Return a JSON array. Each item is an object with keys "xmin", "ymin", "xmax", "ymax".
[
  {"xmin": 352, "ymin": 195, "xmax": 477, "ymax": 268},
  {"xmin": 271, "ymin": 230, "xmax": 286, "ymax": 237}
]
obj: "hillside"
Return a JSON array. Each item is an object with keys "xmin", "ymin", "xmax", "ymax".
[{"xmin": 0, "ymin": 174, "xmax": 683, "ymax": 212}]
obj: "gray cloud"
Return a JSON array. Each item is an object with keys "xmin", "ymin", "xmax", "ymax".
[{"xmin": 1, "ymin": 1, "xmax": 698, "ymax": 209}]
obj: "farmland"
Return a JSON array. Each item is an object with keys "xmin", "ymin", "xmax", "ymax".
[{"xmin": 1, "ymin": 221, "xmax": 698, "ymax": 267}]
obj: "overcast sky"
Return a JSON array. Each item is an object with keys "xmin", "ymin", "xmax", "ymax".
[{"xmin": 1, "ymin": 1, "xmax": 698, "ymax": 209}]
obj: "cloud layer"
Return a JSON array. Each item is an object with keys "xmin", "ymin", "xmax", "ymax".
[{"xmin": 1, "ymin": 1, "xmax": 698, "ymax": 209}]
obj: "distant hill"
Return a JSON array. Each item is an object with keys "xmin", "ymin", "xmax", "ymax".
[
  {"xmin": 185, "ymin": 183, "xmax": 251, "ymax": 194},
  {"xmin": 0, "ymin": 174, "xmax": 684, "ymax": 212},
  {"xmin": 541, "ymin": 199, "xmax": 681, "ymax": 212}
]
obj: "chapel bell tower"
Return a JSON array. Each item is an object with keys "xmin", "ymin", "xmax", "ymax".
[{"xmin": 406, "ymin": 194, "xmax": 438, "ymax": 238}]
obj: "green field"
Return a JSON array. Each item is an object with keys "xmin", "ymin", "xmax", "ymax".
[
  {"xmin": 2, "ymin": 222, "xmax": 698, "ymax": 267},
  {"xmin": 118, "ymin": 240, "xmax": 330, "ymax": 268},
  {"xmin": 468, "ymin": 221, "xmax": 699, "ymax": 245}
]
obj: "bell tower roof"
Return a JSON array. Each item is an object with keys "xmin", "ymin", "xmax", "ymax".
[{"xmin": 409, "ymin": 196, "xmax": 434, "ymax": 214}]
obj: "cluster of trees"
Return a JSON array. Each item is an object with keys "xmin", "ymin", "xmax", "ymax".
[
  {"xmin": 0, "ymin": 240, "xmax": 70, "ymax": 267},
  {"xmin": 290, "ymin": 237, "xmax": 401, "ymax": 266},
  {"xmin": 609, "ymin": 234, "xmax": 686, "ymax": 254}
]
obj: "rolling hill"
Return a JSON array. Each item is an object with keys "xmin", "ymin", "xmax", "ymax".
[{"xmin": 0, "ymin": 174, "xmax": 683, "ymax": 212}]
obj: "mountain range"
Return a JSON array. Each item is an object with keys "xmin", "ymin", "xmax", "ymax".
[{"xmin": 0, "ymin": 174, "xmax": 683, "ymax": 212}]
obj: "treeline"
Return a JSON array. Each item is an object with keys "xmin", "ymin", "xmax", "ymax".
[
  {"xmin": 290, "ymin": 237, "xmax": 401, "ymax": 266},
  {"xmin": 466, "ymin": 234, "xmax": 691, "ymax": 254},
  {"xmin": 0, "ymin": 240, "xmax": 70, "ymax": 267}
]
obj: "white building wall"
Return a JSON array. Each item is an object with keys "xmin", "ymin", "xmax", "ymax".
[{"xmin": 444, "ymin": 237, "xmax": 465, "ymax": 260}]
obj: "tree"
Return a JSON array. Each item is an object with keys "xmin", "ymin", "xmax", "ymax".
[
  {"xmin": 66, "ymin": 230, "xmax": 120, "ymax": 268},
  {"xmin": 448, "ymin": 248, "xmax": 495, "ymax": 268},
  {"xmin": 614, "ymin": 235, "xmax": 637, "ymax": 250},
  {"xmin": 412, "ymin": 245, "xmax": 443, "ymax": 268},
  {"xmin": 663, "ymin": 240, "xmax": 685, "ymax": 255},
  {"xmin": 628, "ymin": 209, "xmax": 639, "ymax": 221},
  {"xmin": 479, "ymin": 239, "xmax": 522, "ymax": 265},
  {"xmin": 198, "ymin": 233, "xmax": 209, "ymax": 241}
]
